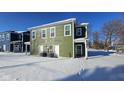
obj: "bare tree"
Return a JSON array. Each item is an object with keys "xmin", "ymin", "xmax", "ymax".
[
  {"xmin": 87, "ymin": 24, "xmax": 93, "ymax": 48},
  {"xmin": 93, "ymin": 31, "xmax": 100, "ymax": 49},
  {"xmin": 102, "ymin": 19, "xmax": 124, "ymax": 50}
]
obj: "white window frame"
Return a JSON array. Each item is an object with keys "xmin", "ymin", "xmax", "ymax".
[
  {"xmin": 50, "ymin": 27, "xmax": 56, "ymax": 38},
  {"xmin": 64, "ymin": 24, "xmax": 71, "ymax": 36},
  {"xmin": 76, "ymin": 28, "xmax": 82, "ymax": 36},
  {"xmin": 32, "ymin": 31, "xmax": 36, "ymax": 40},
  {"xmin": 41, "ymin": 29, "xmax": 47, "ymax": 39}
]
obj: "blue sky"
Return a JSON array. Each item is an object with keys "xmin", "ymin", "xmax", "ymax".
[{"xmin": 0, "ymin": 12, "xmax": 122, "ymax": 32}]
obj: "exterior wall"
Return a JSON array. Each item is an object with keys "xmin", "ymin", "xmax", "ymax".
[
  {"xmin": 31, "ymin": 22, "xmax": 74, "ymax": 57},
  {"xmin": 0, "ymin": 32, "xmax": 11, "ymax": 52},
  {"xmin": 0, "ymin": 31, "xmax": 30, "ymax": 52},
  {"xmin": 116, "ymin": 45, "xmax": 124, "ymax": 53},
  {"xmin": 74, "ymin": 25, "xmax": 88, "ymax": 58},
  {"xmin": 10, "ymin": 32, "xmax": 21, "ymax": 41},
  {"xmin": 74, "ymin": 26, "xmax": 86, "ymax": 39},
  {"xmin": 22, "ymin": 31, "xmax": 30, "ymax": 52}
]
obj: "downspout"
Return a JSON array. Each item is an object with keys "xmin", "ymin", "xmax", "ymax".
[
  {"xmin": 22, "ymin": 33, "xmax": 24, "ymax": 52},
  {"xmin": 85, "ymin": 25, "xmax": 88, "ymax": 59},
  {"xmin": 72, "ymin": 20, "xmax": 75, "ymax": 58}
]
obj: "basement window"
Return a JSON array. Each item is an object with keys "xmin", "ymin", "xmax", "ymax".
[{"xmin": 64, "ymin": 24, "xmax": 71, "ymax": 36}]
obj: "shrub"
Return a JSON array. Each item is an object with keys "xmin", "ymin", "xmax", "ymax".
[{"xmin": 40, "ymin": 51, "xmax": 47, "ymax": 57}]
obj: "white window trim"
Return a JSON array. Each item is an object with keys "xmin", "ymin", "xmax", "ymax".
[
  {"xmin": 32, "ymin": 31, "xmax": 36, "ymax": 40},
  {"xmin": 50, "ymin": 27, "xmax": 56, "ymax": 38},
  {"xmin": 76, "ymin": 28, "xmax": 82, "ymax": 36},
  {"xmin": 41, "ymin": 29, "xmax": 47, "ymax": 39},
  {"xmin": 64, "ymin": 24, "xmax": 71, "ymax": 36}
]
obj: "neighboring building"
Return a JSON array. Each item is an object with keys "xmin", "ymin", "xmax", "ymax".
[
  {"xmin": 29, "ymin": 18, "xmax": 88, "ymax": 58},
  {"xmin": 113, "ymin": 39, "xmax": 124, "ymax": 54},
  {"xmin": 11, "ymin": 31, "xmax": 30, "ymax": 52},
  {"xmin": 0, "ymin": 31, "xmax": 19, "ymax": 52},
  {"xmin": 0, "ymin": 30, "xmax": 30, "ymax": 52}
]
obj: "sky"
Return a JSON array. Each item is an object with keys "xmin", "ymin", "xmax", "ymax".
[{"xmin": 0, "ymin": 12, "xmax": 123, "ymax": 32}]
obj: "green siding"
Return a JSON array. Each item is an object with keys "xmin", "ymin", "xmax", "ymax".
[{"xmin": 31, "ymin": 22, "xmax": 74, "ymax": 57}]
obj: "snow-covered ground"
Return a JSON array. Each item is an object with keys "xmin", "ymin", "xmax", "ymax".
[{"xmin": 0, "ymin": 49, "xmax": 124, "ymax": 81}]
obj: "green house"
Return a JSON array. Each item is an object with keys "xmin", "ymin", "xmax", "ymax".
[{"xmin": 28, "ymin": 18, "xmax": 88, "ymax": 58}]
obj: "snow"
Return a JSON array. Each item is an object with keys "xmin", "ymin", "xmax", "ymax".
[
  {"xmin": 0, "ymin": 52, "xmax": 82, "ymax": 80},
  {"xmin": 0, "ymin": 49, "xmax": 124, "ymax": 81}
]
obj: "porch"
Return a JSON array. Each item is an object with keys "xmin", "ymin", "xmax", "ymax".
[{"xmin": 74, "ymin": 38, "xmax": 88, "ymax": 58}]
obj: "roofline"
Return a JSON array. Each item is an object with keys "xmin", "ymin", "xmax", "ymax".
[
  {"xmin": 17, "ymin": 30, "xmax": 29, "ymax": 33},
  {"xmin": 0, "ymin": 30, "xmax": 15, "ymax": 33},
  {"xmin": 28, "ymin": 18, "xmax": 76, "ymax": 30},
  {"xmin": 80, "ymin": 23, "xmax": 89, "ymax": 26},
  {"xmin": 76, "ymin": 23, "xmax": 89, "ymax": 27}
]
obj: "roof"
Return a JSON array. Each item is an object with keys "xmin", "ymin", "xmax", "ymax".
[
  {"xmin": 17, "ymin": 31, "xmax": 27, "ymax": 33},
  {"xmin": 0, "ymin": 30, "xmax": 15, "ymax": 33},
  {"xmin": 24, "ymin": 42, "xmax": 30, "ymax": 45},
  {"xmin": 28, "ymin": 18, "xmax": 76, "ymax": 30},
  {"xmin": 80, "ymin": 23, "xmax": 89, "ymax": 26},
  {"xmin": 74, "ymin": 38, "xmax": 87, "ymax": 43}
]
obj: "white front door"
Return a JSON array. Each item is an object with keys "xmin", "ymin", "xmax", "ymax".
[
  {"xmin": 55, "ymin": 45, "xmax": 59, "ymax": 57},
  {"xmin": 3, "ymin": 45, "xmax": 6, "ymax": 51},
  {"xmin": 39, "ymin": 45, "xmax": 43, "ymax": 54}
]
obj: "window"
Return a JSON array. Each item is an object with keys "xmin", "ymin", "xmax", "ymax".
[
  {"xmin": 64, "ymin": 24, "xmax": 71, "ymax": 36},
  {"xmin": 41, "ymin": 29, "xmax": 47, "ymax": 39},
  {"xmin": 6, "ymin": 33, "xmax": 10, "ymax": 40},
  {"xmin": 50, "ymin": 27, "xmax": 56, "ymax": 38},
  {"xmin": 32, "ymin": 31, "xmax": 36, "ymax": 40},
  {"xmin": 2, "ymin": 34, "xmax": 5, "ymax": 41},
  {"xmin": 76, "ymin": 28, "xmax": 82, "ymax": 36},
  {"xmin": 0, "ymin": 34, "xmax": 1, "ymax": 41}
]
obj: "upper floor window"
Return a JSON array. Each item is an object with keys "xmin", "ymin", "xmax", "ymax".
[
  {"xmin": 0, "ymin": 34, "xmax": 1, "ymax": 41},
  {"xmin": 6, "ymin": 33, "xmax": 10, "ymax": 40},
  {"xmin": 64, "ymin": 24, "xmax": 71, "ymax": 36},
  {"xmin": 41, "ymin": 29, "xmax": 47, "ymax": 39},
  {"xmin": 76, "ymin": 28, "xmax": 82, "ymax": 36},
  {"xmin": 32, "ymin": 31, "xmax": 36, "ymax": 40},
  {"xmin": 50, "ymin": 27, "xmax": 56, "ymax": 38},
  {"xmin": 2, "ymin": 34, "xmax": 5, "ymax": 41}
]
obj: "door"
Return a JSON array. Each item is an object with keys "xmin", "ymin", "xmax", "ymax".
[
  {"xmin": 76, "ymin": 44, "xmax": 82, "ymax": 57},
  {"xmin": 14, "ymin": 45, "xmax": 19, "ymax": 52},
  {"xmin": 3, "ymin": 45, "xmax": 6, "ymax": 52},
  {"xmin": 39, "ymin": 45, "xmax": 43, "ymax": 54},
  {"xmin": 55, "ymin": 45, "xmax": 59, "ymax": 57}
]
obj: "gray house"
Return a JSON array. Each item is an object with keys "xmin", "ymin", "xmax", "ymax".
[
  {"xmin": 0, "ymin": 31, "xmax": 15, "ymax": 52},
  {"xmin": 0, "ymin": 31, "xmax": 30, "ymax": 52}
]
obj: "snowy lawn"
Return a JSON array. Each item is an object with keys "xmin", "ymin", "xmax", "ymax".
[
  {"xmin": 0, "ymin": 52, "xmax": 82, "ymax": 81},
  {"xmin": 0, "ymin": 49, "xmax": 124, "ymax": 81}
]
